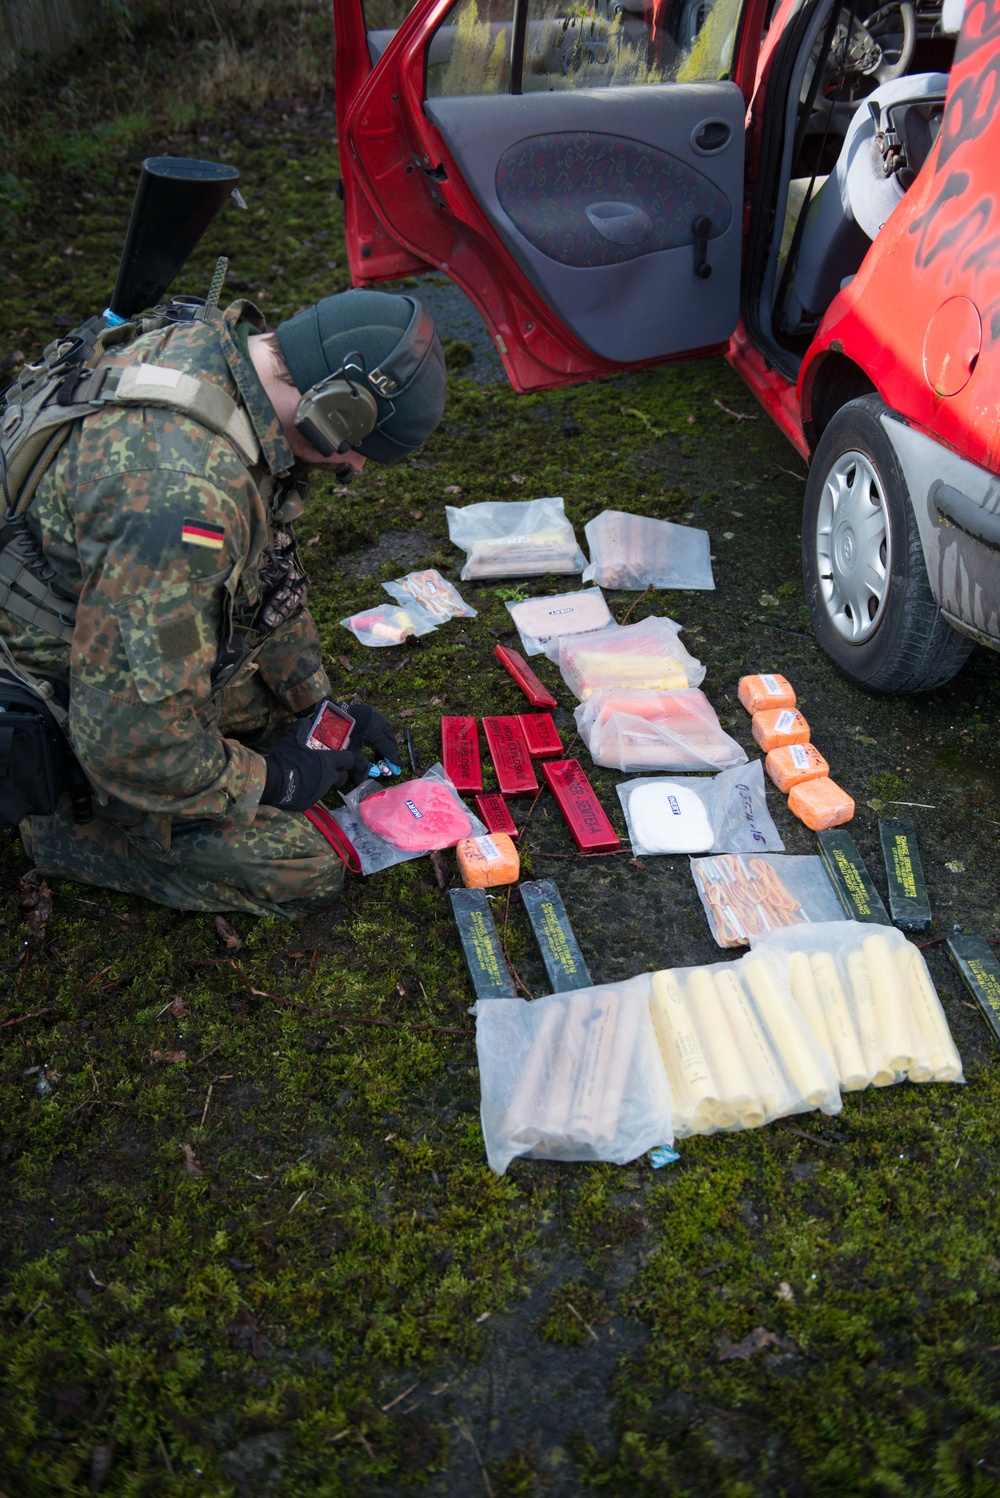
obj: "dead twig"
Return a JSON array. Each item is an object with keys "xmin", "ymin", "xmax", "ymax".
[
  {"xmin": 199, "ymin": 1084, "xmax": 214, "ymax": 1129},
  {"xmin": 454, "ymin": 1416, "xmax": 494, "ymax": 1498},
  {"xmin": 0, "ymin": 1006, "xmax": 54, "ymax": 1030},
  {"xmin": 714, "ymin": 398, "xmax": 758, "ymax": 422},
  {"xmin": 778, "ymin": 1124, "xmax": 841, "ymax": 1150},
  {"xmin": 565, "ymin": 1302, "xmax": 599, "ymax": 1341},
  {"xmin": 498, "ymin": 886, "xmax": 534, "ymax": 1001},
  {"xmin": 618, "ymin": 584, "xmax": 652, "ymax": 627},
  {"xmin": 381, "ymin": 1380, "xmax": 420, "ymax": 1412}
]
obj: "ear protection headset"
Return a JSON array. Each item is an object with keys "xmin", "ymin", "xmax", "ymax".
[{"xmin": 292, "ymin": 296, "xmax": 438, "ymax": 459}]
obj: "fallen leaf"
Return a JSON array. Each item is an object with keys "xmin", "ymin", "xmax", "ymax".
[
  {"xmin": 718, "ymin": 1326, "xmax": 797, "ymax": 1361},
  {"xmin": 180, "ymin": 1144, "xmax": 203, "ymax": 1176},
  {"xmin": 410, "ymin": 508, "xmax": 425, "ymax": 519},
  {"xmin": 427, "ymin": 695, "xmax": 445, "ymax": 706},
  {"xmin": 215, "ymin": 915, "xmax": 244, "ymax": 951},
  {"xmin": 338, "ymin": 655, "xmax": 353, "ymax": 673},
  {"xmin": 946, "ymin": 860, "xmax": 965, "ymax": 873},
  {"xmin": 20, "ymin": 879, "xmax": 53, "ymax": 937},
  {"xmin": 443, "ymin": 485, "xmax": 462, "ymax": 494},
  {"xmin": 987, "ymin": 1257, "xmax": 1000, "ymax": 1273},
  {"xmin": 229, "ymin": 1307, "xmax": 271, "ymax": 1359},
  {"xmin": 398, "ymin": 708, "xmax": 416, "ymax": 718},
  {"xmin": 305, "ymin": 534, "xmax": 320, "ymax": 546},
  {"xmin": 151, "ymin": 1049, "xmax": 188, "ymax": 1064},
  {"xmin": 775, "ymin": 1282, "xmax": 796, "ymax": 1302},
  {"xmin": 429, "ymin": 850, "xmax": 450, "ymax": 890},
  {"xmin": 476, "ymin": 1311, "xmax": 491, "ymax": 1323},
  {"xmin": 169, "ymin": 997, "xmax": 188, "ymax": 1019},
  {"xmin": 330, "ymin": 485, "xmax": 352, "ymax": 495},
  {"xmin": 629, "ymin": 858, "xmax": 644, "ymax": 870},
  {"xmin": 510, "ymin": 473, "xmax": 527, "ymax": 485}
]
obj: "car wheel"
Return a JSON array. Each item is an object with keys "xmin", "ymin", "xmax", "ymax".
[{"xmin": 802, "ymin": 394, "xmax": 973, "ymax": 692}]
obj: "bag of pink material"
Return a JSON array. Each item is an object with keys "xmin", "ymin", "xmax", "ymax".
[{"xmin": 575, "ymin": 687, "xmax": 747, "ymax": 772}]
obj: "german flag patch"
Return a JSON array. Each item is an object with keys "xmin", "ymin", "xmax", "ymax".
[{"xmin": 182, "ymin": 519, "xmax": 225, "ymax": 551}]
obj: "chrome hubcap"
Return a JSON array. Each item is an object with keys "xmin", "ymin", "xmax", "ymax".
[{"xmin": 815, "ymin": 449, "xmax": 891, "ymax": 643}]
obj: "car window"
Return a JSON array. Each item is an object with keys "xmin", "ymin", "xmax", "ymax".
[{"xmin": 427, "ymin": 0, "xmax": 743, "ymax": 96}]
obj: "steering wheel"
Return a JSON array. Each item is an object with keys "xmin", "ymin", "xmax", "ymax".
[{"xmin": 864, "ymin": 0, "xmax": 918, "ymax": 83}]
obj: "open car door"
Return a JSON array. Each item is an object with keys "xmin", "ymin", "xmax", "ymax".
[{"xmin": 334, "ymin": 0, "xmax": 767, "ymax": 391}]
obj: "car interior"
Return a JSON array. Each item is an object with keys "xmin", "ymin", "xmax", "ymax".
[{"xmin": 760, "ymin": 0, "xmax": 956, "ymax": 358}]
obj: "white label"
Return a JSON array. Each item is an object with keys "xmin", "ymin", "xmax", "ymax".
[
  {"xmin": 775, "ymin": 709, "xmax": 798, "ymax": 732},
  {"xmin": 790, "ymin": 743, "xmax": 810, "ymax": 769},
  {"xmin": 762, "ymin": 674, "xmax": 783, "ymax": 694},
  {"xmin": 134, "ymin": 362, "xmax": 183, "ymax": 387},
  {"xmin": 425, "ymin": 579, "xmax": 438, "ymax": 593},
  {"xmin": 476, "ymin": 835, "xmax": 501, "ymax": 861}
]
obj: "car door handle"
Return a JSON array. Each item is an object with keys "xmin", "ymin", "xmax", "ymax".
[
  {"xmin": 692, "ymin": 214, "xmax": 713, "ymax": 279},
  {"xmin": 585, "ymin": 201, "xmax": 653, "ymax": 246}
]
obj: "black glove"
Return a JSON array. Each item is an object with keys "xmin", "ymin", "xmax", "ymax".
[
  {"xmin": 260, "ymin": 719, "xmax": 357, "ymax": 812},
  {"xmin": 345, "ymin": 703, "xmax": 400, "ymax": 771}
]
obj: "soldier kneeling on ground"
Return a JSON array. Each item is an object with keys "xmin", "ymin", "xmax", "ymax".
[{"xmin": 0, "ymin": 287, "xmax": 446, "ymax": 916}]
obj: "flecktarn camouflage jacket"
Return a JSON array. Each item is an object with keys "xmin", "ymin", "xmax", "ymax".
[{"xmin": 0, "ymin": 301, "xmax": 331, "ymax": 823}]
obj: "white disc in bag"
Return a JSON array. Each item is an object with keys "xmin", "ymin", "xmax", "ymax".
[{"xmin": 628, "ymin": 782, "xmax": 714, "ymax": 853}]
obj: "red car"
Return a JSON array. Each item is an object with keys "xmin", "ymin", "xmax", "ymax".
[{"xmin": 332, "ymin": 0, "xmax": 999, "ymax": 693}]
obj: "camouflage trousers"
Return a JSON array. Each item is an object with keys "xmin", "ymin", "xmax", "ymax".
[{"xmin": 19, "ymin": 674, "xmax": 346, "ymax": 919}]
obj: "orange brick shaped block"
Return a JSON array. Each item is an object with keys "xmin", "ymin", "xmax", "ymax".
[
  {"xmin": 788, "ymin": 776, "xmax": 855, "ymax": 831},
  {"xmin": 456, "ymin": 833, "xmax": 521, "ymax": 888},
  {"xmin": 738, "ymin": 673, "xmax": 796, "ymax": 715},
  {"xmin": 752, "ymin": 707, "xmax": 810, "ymax": 752},
  {"xmin": 765, "ymin": 742, "xmax": 829, "ymax": 793}
]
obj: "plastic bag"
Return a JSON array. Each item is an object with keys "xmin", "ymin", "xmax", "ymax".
[
  {"xmin": 382, "ymin": 568, "xmax": 477, "ymax": 622},
  {"xmin": 506, "ymin": 588, "xmax": 613, "ymax": 657},
  {"xmin": 445, "ymin": 496, "xmax": 586, "ymax": 580},
  {"xmin": 575, "ymin": 687, "xmax": 747, "ymax": 773},
  {"xmin": 691, "ymin": 853, "xmax": 846, "ymax": 948},
  {"xmin": 648, "ymin": 946, "xmax": 841, "ymax": 1137},
  {"xmin": 750, "ymin": 920, "xmax": 964, "ymax": 1090},
  {"xmin": 618, "ymin": 760, "xmax": 783, "ymax": 857},
  {"xmin": 582, "ymin": 509, "xmax": 715, "ymax": 591},
  {"xmin": 475, "ymin": 977, "xmax": 672, "ymax": 1174},
  {"xmin": 558, "ymin": 617, "xmax": 705, "ymax": 700},
  {"xmin": 340, "ymin": 602, "xmax": 438, "ymax": 647},
  {"xmin": 330, "ymin": 763, "xmax": 486, "ymax": 875}
]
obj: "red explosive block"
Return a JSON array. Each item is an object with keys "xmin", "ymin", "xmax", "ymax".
[
  {"xmin": 541, "ymin": 759, "xmax": 620, "ymax": 854},
  {"xmin": 441, "ymin": 716, "xmax": 482, "ymax": 792},
  {"xmin": 518, "ymin": 712, "xmax": 563, "ymax": 758},
  {"xmin": 493, "ymin": 644, "xmax": 557, "ymax": 707},
  {"xmin": 483, "ymin": 715, "xmax": 539, "ymax": 797},
  {"xmin": 474, "ymin": 793, "xmax": 519, "ymax": 840}
]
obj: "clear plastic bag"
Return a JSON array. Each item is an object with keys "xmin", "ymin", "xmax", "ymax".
[
  {"xmin": 506, "ymin": 588, "xmax": 614, "ymax": 657},
  {"xmin": 575, "ymin": 687, "xmax": 748, "ymax": 772},
  {"xmin": 648, "ymin": 947, "xmax": 841, "ymax": 1137},
  {"xmin": 446, "ymin": 496, "xmax": 586, "ymax": 580},
  {"xmin": 691, "ymin": 853, "xmax": 846, "ymax": 948},
  {"xmin": 475, "ymin": 977, "xmax": 672, "ymax": 1174},
  {"xmin": 558, "ymin": 617, "xmax": 705, "ymax": 700},
  {"xmin": 618, "ymin": 760, "xmax": 783, "ymax": 857},
  {"xmin": 749, "ymin": 920, "xmax": 964, "ymax": 1090},
  {"xmin": 382, "ymin": 568, "xmax": 477, "ymax": 622},
  {"xmin": 330, "ymin": 763, "xmax": 486, "ymax": 875},
  {"xmin": 340, "ymin": 602, "xmax": 438, "ymax": 647},
  {"xmin": 582, "ymin": 510, "xmax": 715, "ymax": 591}
]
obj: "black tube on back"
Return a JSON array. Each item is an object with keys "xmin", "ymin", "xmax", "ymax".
[{"xmin": 109, "ymin": 156, "xmax": 240, "ymax": 320}]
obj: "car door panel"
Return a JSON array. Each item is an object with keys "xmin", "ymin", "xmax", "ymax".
[{"xmin": 425, "ymin": 84, "xmax": 744, "ymax": 362}]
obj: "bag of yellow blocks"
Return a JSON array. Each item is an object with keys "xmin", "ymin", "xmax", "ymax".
[{"xmin": 476, "ymin": 921, "xmax": 963, "ymax": 1170}]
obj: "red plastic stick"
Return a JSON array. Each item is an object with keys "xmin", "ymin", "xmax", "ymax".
[
  {"xmin": 541, "ymin": 759, "xmax": 620, "ymax": 853},
  {"xmin": 483, "ymin": 716, "xmax": 539, "ymax": 796},
  {"xmin": 441, "ymin": 716, "xmax": 482, "ymax": 792},
  {"xmin": 494, "ymin": 644, "xmax": 557, "ymax": 707},
  {"xmin": 474, "ymin": 793, "xmax": 519, "ymax": 840},
  {"xmin": 518, "ymin": 712, "xmax": 563, "ymax": 758}
]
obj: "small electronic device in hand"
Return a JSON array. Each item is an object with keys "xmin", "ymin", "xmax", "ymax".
[{"xmin": 306, "ymin": 700, "xmax": 354, "ymax": 752}]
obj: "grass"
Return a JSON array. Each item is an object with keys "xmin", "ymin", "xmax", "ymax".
[{"xmin": 2, "ymin": 6, "xmax": 1000, "ymax": 1495}]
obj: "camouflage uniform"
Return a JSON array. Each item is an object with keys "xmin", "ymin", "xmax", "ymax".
[{"xmin": 1, "ymin": 302, "xmax": 346, "ymax": 917}]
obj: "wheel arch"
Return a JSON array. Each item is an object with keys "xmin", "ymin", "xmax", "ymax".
[{"xmin": 800, "ymin": 351, "xmax": 877, "ymax": 452}]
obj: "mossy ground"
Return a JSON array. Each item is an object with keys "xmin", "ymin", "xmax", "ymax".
[{"xmin": 2, "ymin": 9, "xmax": 1000, "ymax": 1495}]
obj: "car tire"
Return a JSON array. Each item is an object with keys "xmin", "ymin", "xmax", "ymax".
[{"xmin": 802, "ymin": 394, "xmax": 974, "ymax": 693}]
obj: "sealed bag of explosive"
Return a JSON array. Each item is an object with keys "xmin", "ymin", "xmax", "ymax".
[
  {"xmin": 582, "ymin": 509, "xmax": 715, "ymax": 591},
  {"xmin": 331, "ymin": 764, "xmax": 486, "ymax": 875},
  {"xmin": 750, "ymin": 921, "xmax": 964, "ymax": 1090},
  {"xmin": 575, "ymin": 687, "xmax": 746, "ymax": 773},
  {"xmin": 617, "ymin": 760, "xmax": 783, "ymax": 856},
  {"xmin": 648, "ymin": 947, "xmax": 841, "ymax": 1136},
  {"xmin": 446, "ymin": 496, "xmax": 586, "ymax": 580},
  {"xmin": 340, "ymin": 603, "xmax": 438, "ymax": 647},
  {"xmin": 558, "ymin": 617, "xmax": 705, "ymax": 700},
  {"xmin": 383, "ymin": 567, "xmax": 477, "ymax": 622},
  {"xmin": 475, "ymin": 979, "xmax": 672, "ymax": 1174},
  {"xmin": 506, "ymin": 587, "xmax": 614, "ymax": 656}
]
